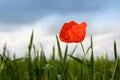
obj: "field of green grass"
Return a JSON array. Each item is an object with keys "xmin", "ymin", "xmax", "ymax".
[{"xmin": 0, "ymin": 32, "xmax": 120, "ymax": 80}]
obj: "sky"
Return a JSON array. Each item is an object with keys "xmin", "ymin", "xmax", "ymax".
[{"xmin": 0, "ymin": 0, "xmax": 120, "ymax": 59}]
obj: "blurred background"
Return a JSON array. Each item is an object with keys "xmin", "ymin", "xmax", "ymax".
[{"xmin": 0, "ymin": 0, "xmax": 120, "ymax": 59}]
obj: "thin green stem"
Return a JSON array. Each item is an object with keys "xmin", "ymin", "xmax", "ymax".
[
  {"xmin": 80, "ymin": 42, "xmax": 89, "ymax": 80},
  {"xmin": 111, "ymin": 57, "xmax": 118, "ymax": 80},
  {"xmin": 80, "ymin": 43, "xmax": 87, "ymax": 66}
]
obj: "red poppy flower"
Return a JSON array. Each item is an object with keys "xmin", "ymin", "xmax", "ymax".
[{"xmin": 59, "ymin": 21, "xmax": 87, "ymax": 43}]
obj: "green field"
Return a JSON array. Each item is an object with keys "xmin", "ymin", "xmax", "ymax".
[{"xmin": 0, "ymin": 32, "xmax": 120, "ymax": 80}]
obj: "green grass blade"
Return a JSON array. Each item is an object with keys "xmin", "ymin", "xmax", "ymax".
[
  {"xmin": 28, "ymin": 31, "xmax": 34, "ymax": 57},
  {"xmin": 56, "ymin": 35, "xmax": 63, "ymax": 61},
  {"xmin": 114, "ymin": 40, "xmax": 118, "ymax": 61},
  {"xmin": 39, "ymin": 43, "xmax": 47, "ymax": 63},
  {"xmin": 2, "ymin": 44, "xmax": 7, "ymax": 58},
  {"xmin": 70, "ymin": 45, "xmax": 78, "ymax": 55},
  {"xmin": 86, "ymin": 45, "xmax": 92, "ymax": 54},
  {"xmin": 111, "ymin": 40, "xmax": 119, "ymax": 80},
  {"xmin": 90, "ymin": 35, "xmax": 95, "ymax": 80},
  {"xmin": 52, "ymin": 46, "xmax": 55, "ymax": 60},
  {"xmin": 81, "ymin": 62, "xmax": 85, "ymax": 80},
  {"xmin": 63, "ymin": 44, "xmax": 68, "ymax": 62},
  {"xmin": 68, "ymin": 55, "xmax": 83, "ymax": 64},
  {"xmin": 111, "ymin": 57, "xmax": 119, "ymax": 80},
  {"xmin": 80, "ymin": 42, "xmax": 86, "ymax": 57},
  {"xmin": 27, "ymin": 31, "xmax": 34, "ymax": 80},
  {"xmin": 1, "ymin": 32, "xmax": 120, "ymax": 80}
]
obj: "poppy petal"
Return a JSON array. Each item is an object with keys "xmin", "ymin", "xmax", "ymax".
[{"xmin": 59, "ymin": 21, "xmax": 87, "ymax": 43}]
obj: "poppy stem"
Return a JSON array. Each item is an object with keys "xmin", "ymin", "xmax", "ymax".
[
  {"xmin": 80, "ymin": 42, "xmax": 86, "ymax": 59},
  {"xmin": 80, "ymin": 42, "xmax": 89, "ymax": 80}
]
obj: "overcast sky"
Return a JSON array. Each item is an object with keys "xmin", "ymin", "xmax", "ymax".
[
  {"xmin": 0, "ymin": 0, "xmax": 120, "ymax": 33},
  {"xmin": 0, "ymin": 0, "xmax": 120, "ymax": 59},
  {"xmin": 0, "ymin": 0, "xmax": 112, "ymax": 24}
]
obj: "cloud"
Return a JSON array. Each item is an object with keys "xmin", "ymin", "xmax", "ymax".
[
  {"xmin": 1, "ymin": 8, "xmax": 120, "ymax": 36},
  {"xmin": 0, "ymin": 0, "xmax": 120, "ymax": 60},
  {"xmin": 0, "ymin": 16, "xmax": 59, "ymax": 57},
  {"xmin": 0, "ymin": 0, "xmax": 118, "ymax": 24},
  {"xmin": 91, "ymin": 32, "xmax": 120, "ymax": 59},
  {"xmin": 0, "ymin": 15, "xmax": 119, "ymax": 59}
]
